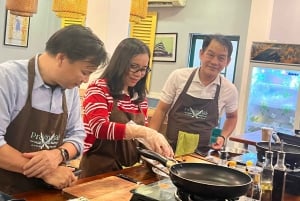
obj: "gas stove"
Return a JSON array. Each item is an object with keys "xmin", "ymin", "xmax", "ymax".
[
  {"xmin": 174, "ymin": 189, "xmax": 240, "ymax": 201},
  {"xmin": 130, "ymin": 178, "xmax": 249, "ymax": 201}
]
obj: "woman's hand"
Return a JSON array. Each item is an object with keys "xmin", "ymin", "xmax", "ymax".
[
  {"xmin": 126, "ymin": 124, "xmax": 174, "ymax": 158},
  {"xmin": 144, "ymin": 131, "xmax": 174, "ymax": 158}
]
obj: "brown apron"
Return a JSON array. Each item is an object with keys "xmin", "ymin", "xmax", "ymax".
[
  {"xmin": 0, "ymin": 57, "xmax": 68, "ymax": 194},
  {"xmin": 166, "ymin": 68, "xmax": 220, "ymax": 151},
  {"xmin": 79, "ymin": 101, "xmax": 144, "ymax": 178}
]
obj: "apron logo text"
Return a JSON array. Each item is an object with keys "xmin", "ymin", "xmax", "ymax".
[
  {"xmin": 30, "ymin": 131, "xmax": 60, "ymax": 149},
  {"xmin": 184, "ymin": 107, "xmax": 208, "ymax": 119}
]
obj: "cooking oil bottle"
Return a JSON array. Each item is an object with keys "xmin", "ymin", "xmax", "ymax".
[
  {"xmin": 260, "ymin": 150, "xmax": 274, "ymax": 201},
  {"xmin": 272, "ymin": 149, "xmax": 286, "ymax": 201}
]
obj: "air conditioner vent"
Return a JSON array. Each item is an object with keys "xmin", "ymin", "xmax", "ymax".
[{"xmin": 148, "ymin": 0, "xmax": 187, "ymax": 7}]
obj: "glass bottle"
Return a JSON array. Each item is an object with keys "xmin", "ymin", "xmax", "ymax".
[
  {"xmin": 252, "ymin": 173, "xmax": 262, "ymax": 200},
  {"xmin": 246, "ymin": 166, "xmax": 262, "ymax": 200},
  {"xmin": 219, "ymin": 149, "xmax": 228, "ymax": 166},
  {"xmin": 272, "ymin": 150, "xmax": 286, "ymax": 201},
  {"xmin": 260, "ymin": 150, "xmax": 274, "ymax": 201}
]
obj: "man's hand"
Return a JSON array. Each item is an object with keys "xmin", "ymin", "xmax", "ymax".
[
  {"xmin": 42, "ymin": 166, "xmax": 77, "ymax": 189},
  {"xmin": 22, "ymin": 149, "xmax": 61, "ymax": 178},
  {"xmin": 211, "ymin": 136, "xmax": 225, "ymax": 150}
]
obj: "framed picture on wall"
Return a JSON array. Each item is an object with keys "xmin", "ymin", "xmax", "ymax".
[
  {"xmin": 153, "ymin": 33, "xmax": 177, "ymax": 62},
  {"xmin": 3, "ymin": 10, "xmax": 30, "ymax": 47}
]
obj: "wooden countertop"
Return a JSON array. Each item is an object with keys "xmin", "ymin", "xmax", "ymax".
[
  {"xmin": 13, "ymin": 154, "xmax": 300, "ymax": 201},
  {"xmin": 13, "ymin": 164, "xmax": 156, "ymax": 201}
]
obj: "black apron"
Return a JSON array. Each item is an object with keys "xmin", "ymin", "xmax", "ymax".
[
  {"xmin": 166, "ymin": 68, "xmax": 220, "ymax": 152},
  {"xmin": 79, "ymin": 100, "xmax": 144, "ymax": 178},
  {"xmin": 0, "ymin": 57, "xmax": 68, "ymax": 194}
]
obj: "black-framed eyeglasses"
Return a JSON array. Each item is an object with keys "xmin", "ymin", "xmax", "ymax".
[{"xmin": 129, "ymin": 64, "xmax": 151, "ymax": 74}]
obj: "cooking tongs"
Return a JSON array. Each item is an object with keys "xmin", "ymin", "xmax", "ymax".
[{"xmin": 137, "ymin": 147, "xmax": 177, "ymax": 175}]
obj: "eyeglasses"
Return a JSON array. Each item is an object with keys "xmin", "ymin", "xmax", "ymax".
[{"xmin": 129, "ymin": 64, "xmax": 151, "ymax": 74}]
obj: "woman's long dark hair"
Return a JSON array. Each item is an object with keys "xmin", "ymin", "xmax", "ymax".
[{"xmin": 101, "ymin": 38, "xmax": 151, "ymax": 104}]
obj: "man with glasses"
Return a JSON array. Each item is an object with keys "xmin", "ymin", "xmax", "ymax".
[
  {"xmin": 150, "ymin": 34, "xmax": 238, "ymax": 156},
  {"xmin": 79, "ymin": 38, "xmax": 173, "ymax": 177}
]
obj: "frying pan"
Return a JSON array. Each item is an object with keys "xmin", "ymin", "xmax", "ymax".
[
  {"xmin": 137, "ymin": 147, "xmax": 251, "ymax": 199},
  {"xmin": 256, "ymin": 142, "xmax": 300, "ymax": 165}
]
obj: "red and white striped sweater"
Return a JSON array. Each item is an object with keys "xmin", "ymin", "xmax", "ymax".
[{"xmin": 82, "ymin": 78, "xmax": 148, "ymax": 153}]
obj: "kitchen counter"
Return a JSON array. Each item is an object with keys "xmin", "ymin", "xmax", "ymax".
[
  {"xmin": 13, "ymin": 164, "xmax": 157, "ymax": 201},
  {"xmin": 13, "ymin": 154, "xmax": 300, "ymax": 201}
]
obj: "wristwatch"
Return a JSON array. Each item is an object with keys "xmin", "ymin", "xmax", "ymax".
[
  {"xmin": 58, "ymin": 148, "xmax": 69, "ymax": 164},
  {"xmin": 218, "ymin": 135, "xmax": 226, "ymax": 142}
]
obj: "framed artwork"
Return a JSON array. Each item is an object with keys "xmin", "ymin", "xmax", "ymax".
[
  {"xmin": 3, "ymin": 10, "xmax": 30, "ymax": 47},
  {"xmin": 153, "ymin": 33, "xmax": 177, "ymax": 62}
]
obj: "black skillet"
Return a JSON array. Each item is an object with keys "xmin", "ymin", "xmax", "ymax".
[
  {"xmin": 256, "ymin": 141, "xmax": 300, "ymax": 165},
  {"xmin": 137, "ymin": 147, "xmax": 251, "ymax": 199}
]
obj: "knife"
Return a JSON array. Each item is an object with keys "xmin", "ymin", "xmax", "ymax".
[{"xmin": 116, "ymin": 174, "xmax": 142, "ymax": 185}]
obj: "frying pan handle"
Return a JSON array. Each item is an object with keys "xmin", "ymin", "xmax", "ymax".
[{"xmin": 137, "ymin": 147, "xmax": 170, "ymax": 167}]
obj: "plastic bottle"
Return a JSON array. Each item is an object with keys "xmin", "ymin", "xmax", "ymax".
[
  {"xmin": 272, "ymin": 150, "xmax": 286, "ymax": 201},
  {"xmin": 260, "ymin": 150, "xmax": 274, "ymax": 201}
]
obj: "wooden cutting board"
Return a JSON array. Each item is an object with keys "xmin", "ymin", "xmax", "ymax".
[{"xmin": 63, "ymin": 176, "xmax": 138, "ymax": 201}]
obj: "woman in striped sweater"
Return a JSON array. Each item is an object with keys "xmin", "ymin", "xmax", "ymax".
[{"xmin": 79, "ymin": 38, "xmax": 173, "ymax": 177}]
